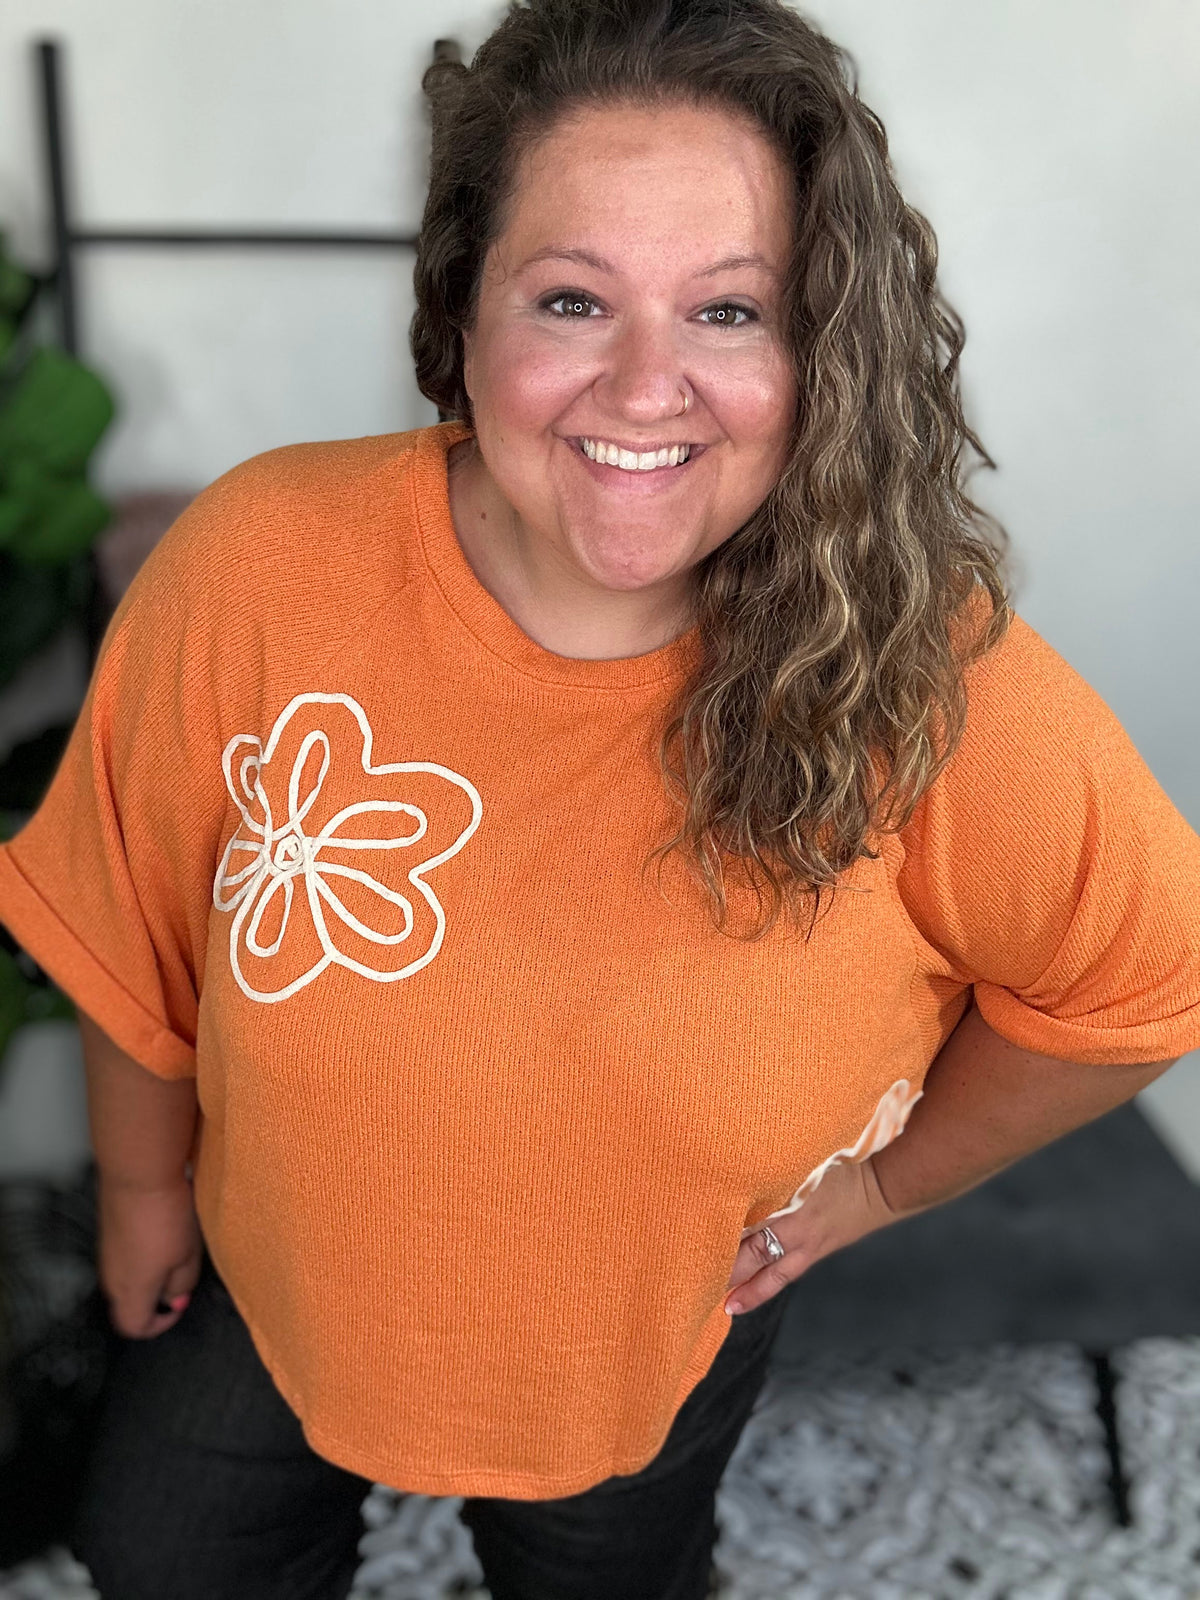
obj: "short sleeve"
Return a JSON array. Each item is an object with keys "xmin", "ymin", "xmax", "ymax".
[
  {"xmin": 0, "ymin": 490, "xmax": 233, "ymax": 1080},
  {"xmin": 895, "ymin": 612, "xmax": 1200, "ymax": 1066}
]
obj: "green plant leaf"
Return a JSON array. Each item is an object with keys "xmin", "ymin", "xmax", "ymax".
[
  {"xmin": 0, "ymin": 488, "xmax": 30, "ymax": 547},
  {"xmin": 0, "ymin": 235, "xmax": 33, "ymax": 318},
  {"xmin": 8, "ymin": 476, "xmax": 110, "ymax": 563},
  {"xmin": 0, "ymin": 456, "xmax": 52, "ymax": 549},
  {"xmin": 0, "ymin": 345, "xmax": 116, "ymax": 475}
]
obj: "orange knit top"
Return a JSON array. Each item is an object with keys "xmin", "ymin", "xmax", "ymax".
[{"xmin": 2, "ymin": 420, "xmax": 1199, "ymax": 1498}]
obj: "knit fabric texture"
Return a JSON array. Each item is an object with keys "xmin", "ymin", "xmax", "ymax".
[{"xmin": 2, "ymin": 419, "xmax": 1199, "ymax": 1497}]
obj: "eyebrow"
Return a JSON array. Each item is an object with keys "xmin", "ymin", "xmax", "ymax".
[{"xmin": 516, "ymin": 246, "xmax": 780, "ymax": 281}]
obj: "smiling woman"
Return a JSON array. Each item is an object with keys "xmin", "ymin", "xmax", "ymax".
[
  {"xmin": 447, "ymin": 100, "xmax": 797, "ymax": 660},
  {"xmin": 414, "ymin": 1, "xmax": 1015, "ymax": 943},
  {"xmin": 1, "ymin": 1, "xmax": 1199, "ymax": 1598}
]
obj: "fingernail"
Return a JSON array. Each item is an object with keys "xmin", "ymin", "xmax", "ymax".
[{"xmin": 725, "ymin": 1300, "xmax": 743, "ymax": 1316}]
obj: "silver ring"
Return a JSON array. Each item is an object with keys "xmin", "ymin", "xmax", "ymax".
[{"xmin": 759, "ymin": 1225, "xmax": 785, "ymax": 1262}]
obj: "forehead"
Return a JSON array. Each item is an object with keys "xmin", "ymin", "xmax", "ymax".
[{"xmin": 493, "ymin": 100, "xmax": 795, "ymax": 276}]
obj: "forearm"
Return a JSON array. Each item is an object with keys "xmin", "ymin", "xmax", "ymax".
[
  {"xmin": 870, "ymin": 997, "xmax": 1179, "ymax": 1217},
  {"xmin": 79, "ymin": 1010, "xmax": 199, "ymax": 1190}
]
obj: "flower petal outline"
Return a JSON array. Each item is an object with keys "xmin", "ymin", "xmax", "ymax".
[{"xmin": 212, "ymin": 692, "xmax": 482, "ymax": 1001}]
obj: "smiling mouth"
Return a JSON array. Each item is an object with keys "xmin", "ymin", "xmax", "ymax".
[{"xmin": 576, "ymin": 436, "xmax": 699, "ymax": 472}]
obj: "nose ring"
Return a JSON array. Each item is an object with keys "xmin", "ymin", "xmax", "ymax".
[{"xmin": 679, "ymin": 389, "xmax": 691, "ymax": 415}]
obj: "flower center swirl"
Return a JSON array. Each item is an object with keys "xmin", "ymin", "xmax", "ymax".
[{"xmin": 271, "ymin": 834, "xmax": 309, "ymax": 874}]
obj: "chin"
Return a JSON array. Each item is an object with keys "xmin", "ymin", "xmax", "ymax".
[
  {"xmin": 569, "ymin": 529, "xmax": 701, "ymax": 593},
  {"xmin": 578, "ymin": 552, "xmax": 691, "ymax": 594}
]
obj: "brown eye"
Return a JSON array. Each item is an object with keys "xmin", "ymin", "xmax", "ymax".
[
  {"xmin": 700, "ymin": 303, "xmax": 755, "ymax": 328},
  {"xmin": 543, "ymin": 292, "xmax": 600, "ymax": 318}
]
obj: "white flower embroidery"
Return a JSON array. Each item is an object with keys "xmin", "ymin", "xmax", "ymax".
[
  {"xmin": 742, "ymin": 1077, "xmax": 924, "ymax": 1241},
  {"xmin": 212, "ymin": 692, "xmax": 482, "ymax": 1002}
]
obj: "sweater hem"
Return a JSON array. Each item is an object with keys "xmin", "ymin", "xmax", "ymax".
[{"xmin": 227, "ymin": 1279, "xmax": 733, "ymax": 1500}]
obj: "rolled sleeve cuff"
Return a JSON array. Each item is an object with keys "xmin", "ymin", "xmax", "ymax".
[{"xmin": 0, "ymin": 846, "xmax": 196, "ymax": 1080}]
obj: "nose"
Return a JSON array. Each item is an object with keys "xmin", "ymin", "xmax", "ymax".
[{"xmin": 592, "ymin": 312, "xmax": 687, "ymax": 427}]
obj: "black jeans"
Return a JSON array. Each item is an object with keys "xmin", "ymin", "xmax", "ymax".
[{"xmin": 70, "ymin": 1248, "xmax": 787, "ymax": 1600}]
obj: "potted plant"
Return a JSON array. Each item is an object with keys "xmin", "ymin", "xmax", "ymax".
[{"xmin": 0, "ymin": 229, "xmax": 116, "ymax": 1073}]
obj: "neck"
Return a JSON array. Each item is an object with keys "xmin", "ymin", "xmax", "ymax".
[{"xmin": 446, "ymin": 438, "xmax": 693, "ymax": 662}]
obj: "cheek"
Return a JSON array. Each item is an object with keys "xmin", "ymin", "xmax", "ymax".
[
  {"xmin": 709, "ymin": 348, "xmax": 796, "ymax": 440},
  {"xmin": 704, "ymin": 356, "xmax": 796, "ymax": 514},
  {"xmin": 474, "ymin": 327, "xmax": 592, "ymax": 432}
]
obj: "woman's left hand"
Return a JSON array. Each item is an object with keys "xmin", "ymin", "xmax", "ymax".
[{"xmin": 723, "ymin": 1155, "xmax": 901, "ymax": 1316}]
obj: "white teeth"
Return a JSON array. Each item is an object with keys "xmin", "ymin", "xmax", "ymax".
[{"xmin": 581, "ymin": 438, "xmax": 691, "ymax": 471}]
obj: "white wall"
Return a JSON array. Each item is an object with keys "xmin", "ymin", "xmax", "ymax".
[
  {"xmin": 0, "ymin": 0, "xmax": 506, "ymax": 489},
  {"xmin": 799, "ymin": 0, "xmax": 1200, "ymax": 825},
  {"xmin": 1, "ymin": 0, "xmax": 1199, "ymax": 1160}
]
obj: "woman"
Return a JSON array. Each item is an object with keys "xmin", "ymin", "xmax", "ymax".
[{"xmin": 2, "ymin": 0, "xmax": 1198, "ymax": 1596}]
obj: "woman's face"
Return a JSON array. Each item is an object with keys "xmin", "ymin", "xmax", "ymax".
[{"xmin": 461, "ymin": 100, "xmax": 798, "ymax": 606}]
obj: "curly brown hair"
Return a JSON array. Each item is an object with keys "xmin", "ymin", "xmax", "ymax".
[{"xmin": 411, "ymin": 0, "xmax": 1015, "ymax": 940}]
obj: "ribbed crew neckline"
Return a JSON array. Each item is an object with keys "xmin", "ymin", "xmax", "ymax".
[{"xmin": 410, "ymin": 420, "xmax": 702, "ymax": 691}]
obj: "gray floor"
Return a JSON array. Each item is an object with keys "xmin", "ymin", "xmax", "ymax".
[{"xmin": 6, "ymin": 1334, "xmax": 1200, "ymax": 1600}]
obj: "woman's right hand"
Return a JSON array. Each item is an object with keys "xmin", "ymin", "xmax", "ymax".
[{"xmin": 96, "ymin": 1175, "xmax": 204, "ymax": 1338}]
